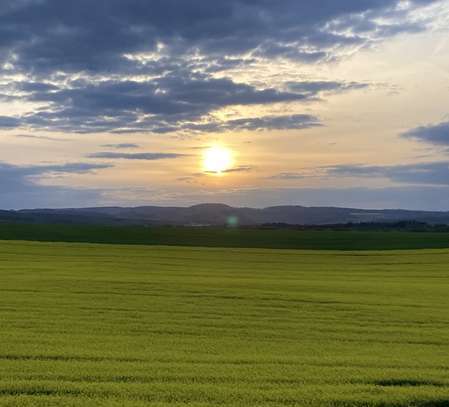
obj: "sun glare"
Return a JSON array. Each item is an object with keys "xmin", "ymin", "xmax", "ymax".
[{"xmin": 203, "ymin": 146, "xmax": 234, "ymax": 174}]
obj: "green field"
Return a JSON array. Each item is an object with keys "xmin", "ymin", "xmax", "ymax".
[
  {"xmin": 1, "ymin": 240, "xmax": 449, "ymax": 406},
  {"xmin": 2, "ymin": 223, "xmax": 449, "ymax": 250}
]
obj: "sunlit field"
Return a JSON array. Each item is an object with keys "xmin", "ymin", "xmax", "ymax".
[{"xmin": 1, "ymin": 240, "xmax": 449, "ymax": 406}]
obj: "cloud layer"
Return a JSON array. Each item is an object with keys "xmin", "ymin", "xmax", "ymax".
[
  {"xmin": 275, "ymin": 161, "xmax": 449, "ymax": 186},
  {"xmin": 4, "ymin": 78, "xmax": 357, "ymax": 133},
  {"xmin": 0, "ymin": 161, "xmax": 111, "ymax": 209},
  {"xmin": 328, "ymin": 162, "xmax": 449, "ymax": 185},
  {"xmin": 0, "ymin": 0, "xmax": 436, "ymax": 74},
  {"xmin": 0, "ymin": 0, "xmax": 439, "ymax": 134},
  {"xmin": 88, "ymin": 152, "xmax": 188, "ymax": 160},
  {"xmin": 0, "ymin": 1, "xmax": 446, "ymax": 211},
  {"xmin": 402, "ymin": 121, "xmax": 449, "ymax": 146}
]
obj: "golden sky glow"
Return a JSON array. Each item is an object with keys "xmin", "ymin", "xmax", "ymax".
[{"xmin": 1, "ymin": 1, "xmax": 449, "ymax": 209}]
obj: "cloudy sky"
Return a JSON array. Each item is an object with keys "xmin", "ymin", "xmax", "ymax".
[{"xmin": 1, "ymin": 0, "xmax": 449, "ymax": 210}]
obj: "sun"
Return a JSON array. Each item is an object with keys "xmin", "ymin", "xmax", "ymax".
[{"xmin": 203, "ymin": 146, "xmax": 234, "ymax": 174}]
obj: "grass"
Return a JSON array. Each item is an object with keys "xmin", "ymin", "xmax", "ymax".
[
  {"xmin": 1, "ymin": 223, "xmax": 449, "ymax": 250},
  {"xmin": 0, "ymin": 240, "xmax": 448, "ymax": 406}
]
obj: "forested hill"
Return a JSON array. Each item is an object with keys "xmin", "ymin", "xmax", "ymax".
[{"xmin": 2, "ymin": 204, "xmax": 449, "ymax": 226}]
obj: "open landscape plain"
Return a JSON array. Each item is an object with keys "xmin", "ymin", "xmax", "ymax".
[
  {"xmin": 2, "ymin": 0, "xmax": 449, "ymax": 405},
  {"xmin": 1, "ymin": 237, "xmax": 448, "ymax": 406}
]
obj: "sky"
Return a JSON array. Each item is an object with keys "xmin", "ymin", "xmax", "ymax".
[{"xmin": 1, "ymin": 0, "xmax": 449, "ymax": 210}]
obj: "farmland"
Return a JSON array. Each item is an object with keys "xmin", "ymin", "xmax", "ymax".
[
  {"xmin": 1, "ymin": 223, "xmax": 449, "ymax": 250},
  {"xmin": 0, "ymin": 240, "xmax": 448, "ymax": 406}
]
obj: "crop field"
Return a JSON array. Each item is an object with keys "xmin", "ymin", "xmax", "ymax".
[
  {"xmin": 0, "ymin": 240, "xmax": 449, "ymax": 406},
  {"xmin": 2, "ymin": 223, "xmax": 449, "ymax": 251}
]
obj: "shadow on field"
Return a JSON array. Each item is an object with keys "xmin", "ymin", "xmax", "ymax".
[
  {"xmin": 0, "ymin": 388, "xmax": 82, "ymax": 397},
  {"xmin": 331, "ymin": 379, "xmax": 449, "ymax": 407},
  {"xmin": 374, "ymin": 379, "xmax": 446, "ymax": 387},
  {"xmin": 332, "ymin": 400, "xmax": 449, "ymax": 407}
]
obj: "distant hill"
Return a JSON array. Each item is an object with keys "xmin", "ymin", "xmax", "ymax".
[{"xmin": 2, "ymin": 204, "xmax": 449, "ymax": 226}]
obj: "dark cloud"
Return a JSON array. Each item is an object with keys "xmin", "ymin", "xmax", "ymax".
[
  {"xmin": 0, "ymin": 0, "xmax": 437, "ymax": 74},
  {"xmin": 402, "ymin": 121, "xmax": 449, "ymax": 146},
  {"xmin": 271, "ymin": 161, "xmax": 449, "ymax": 186},
  {"xmin": 0, "ymin": 116, "xmax": 20, "ymax": 128},
  {"xmin": 271, "ymin": 172, "xmax": 307, "ymax": 180},
  {"xmin": 326, "ymin": 161, "xmax": 449, "ymax": 186},
  {"xmin": 0, "ymin": 161, "xmax": 111, "ymax": 209},
  {"xmin": 287, "ymin": 81, "xmax": 368, "ymax": 94},
  {"xmin": 14, "ymin": 134, "xmax": 68, "ymax": 142},
  {"xmin": 17, "ymin": 82, "xmax": 59, "ymax": 92},
  {"xmin": 222, "ymin": 115, "xmax": 321, "ymax": 132},
  {"xmin": 88, "ymin": 152, "xmax": 188, "ymax": 160},
  {"xmin": 101, "ymin": 143, "xmax": 140, "ymax": 149},
  {"xmin": 0, "ymin": 162, "xmax": 112, "ymax": 182},
  {"xmin": 0, "ymin": 0, "xmax": 438, "ymax": 134},
  {"xmin": 179, "ymin": 114, "xmax": 322, "ymax": 133},
  {"xmin": 223, "ymin": 166, "xmax": 253, "ymax": 173},
  {"xmin": 204, "ymin": 165, "xmax": 253, "ymax": 174},
  {"xmin": 5, "ymin": 78, "xmax": 332, "ymax": 133}
]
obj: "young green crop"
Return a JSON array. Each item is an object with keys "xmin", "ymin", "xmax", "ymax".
[
  {"xmin": 0, "ymin": 240, "xmax": 448, "ymax": 406},
  {"xmin": 1, "ymin": 223, "xmax": 449, "ymax": 250}
]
